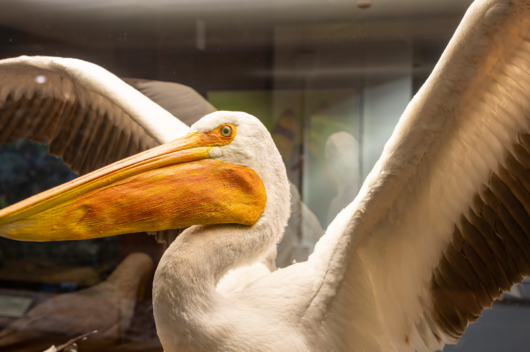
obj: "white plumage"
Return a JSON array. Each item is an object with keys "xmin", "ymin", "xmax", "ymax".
[
  {"xmin": 0, "ymin": 56, "xmax": 188, "ymax": 144},
  {"xmin": 1, "ymin": 1, "xmax": 530, "ymax": 351},
  {"xmin": 152, "ymin": 1, "xmax": 530, "ymax": 350}
]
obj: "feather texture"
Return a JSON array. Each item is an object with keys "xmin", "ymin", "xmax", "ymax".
[
  {"xmin": 0, "ymin": 56, "xmax": 193, "ymax": 175},
  {"xmin": 278, "ymin": 0, "xmax": 530, "ymax": 350}
]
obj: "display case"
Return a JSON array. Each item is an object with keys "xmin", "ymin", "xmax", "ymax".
[{"xmin": 1, "ymin": 1, "xmax": 528, "ymax": 351}]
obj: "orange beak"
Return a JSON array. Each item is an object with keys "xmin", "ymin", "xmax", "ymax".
[{"xmin": 0, "ymin": 124, "xmax": 267, "ymax": 242}]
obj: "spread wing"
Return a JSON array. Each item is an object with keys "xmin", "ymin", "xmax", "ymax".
[
  {"xmin": 123, "ymin": 78, "xmax": 216, "ymax": 127},
  {"xmin": 299, "ymin": 1, "xmax": 530, "ymax": 351},
  {"xmin": 0, "ymin": 56, "xmax": 189, "ymax": 175}
]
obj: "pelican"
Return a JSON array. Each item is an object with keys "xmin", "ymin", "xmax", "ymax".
[
  {"xmin": 0, "ymin": 56, "xmax": 320, "ymax": 255},
  {"xmin": 1, "ymin": 0, "xmax": 530, "ymax": 350}
]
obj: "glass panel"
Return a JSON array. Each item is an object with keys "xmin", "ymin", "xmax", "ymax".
[{"xmin": 1, "ymin": 1, "xmax": 528, "ymax": 351}]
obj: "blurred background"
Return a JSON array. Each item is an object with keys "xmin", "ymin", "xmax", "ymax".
[{"xmin": 2, "ymin": 0, "xmax": 530, "ymax": 351}]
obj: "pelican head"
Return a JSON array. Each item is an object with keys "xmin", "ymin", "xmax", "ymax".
[{"xmin": 0, "ymin": 111, "xmax": 290, "ymax": 253}]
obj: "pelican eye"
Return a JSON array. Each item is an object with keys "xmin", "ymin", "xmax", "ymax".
[{"xmin": 221, "ymin": 125, "xmax": 232, "ymax": 137}]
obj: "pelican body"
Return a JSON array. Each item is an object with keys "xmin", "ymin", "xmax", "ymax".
[{"xmin": 2, "ymin": 0, "xmax": 530, "ymax": 351}]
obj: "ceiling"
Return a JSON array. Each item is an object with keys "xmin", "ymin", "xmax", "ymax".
[
  {"xmin": 0, "ymin": 0, "xmax": 474, "ymax": 29},
  {"xmin": 0, "ymin": 0, "xmax": 474, "ymax": 19},
  {"xmin": 0, "ymin": 0, "xmax": 475, "ymax": 95},
  {"xmin": 0, "ymin": 0, "xmax": 475, "ymax": 54}
]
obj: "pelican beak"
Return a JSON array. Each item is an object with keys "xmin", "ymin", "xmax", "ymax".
[{"xmin": 0, "ymin": 124, "xmax": 267, "ymax": 242}]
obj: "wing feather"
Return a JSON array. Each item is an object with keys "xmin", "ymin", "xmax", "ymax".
[
  {"xmin": 0, "ymin": 56, "xmax": 191, "ymax": 175},
  {"xmin": 296, "ymin": 1, "xmax": 530, "ymax": 351},
  {"xmin": 0, "ymin": 57, "xmax": 217, "ymax": 244},
  {"xmin": 123, "ymin": 78, "xmax": 216, "ymax": 127}
]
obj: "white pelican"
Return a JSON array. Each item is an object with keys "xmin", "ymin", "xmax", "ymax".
[{"xmin": 1, "ymin": 0, "xmax": 530, "ymax": 350}]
